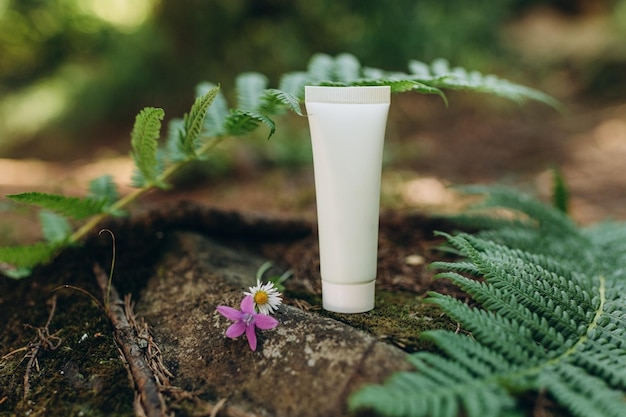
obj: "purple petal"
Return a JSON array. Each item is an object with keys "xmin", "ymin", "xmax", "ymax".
[
  {"xmin": 216, "ymin": 305, "xmax": 243, "ymax": 321},
  {"xmin": 254, "ymin": 314, "xmax": 279, "ymax": 330},
  {"xmin": 245, "ymin": 324, "xmax": 257, "ymax": 351},
  {"xmin": 225, "ymin": 321, "xmax": 246, "ymax": 338},
  {"xmin": 240, "ymin": 295, "xmax": 255, "ymax": 314}
]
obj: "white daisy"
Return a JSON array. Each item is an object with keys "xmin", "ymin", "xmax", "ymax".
[{"xmin": 245, "ymin": 280, "xmax": 282, "ymax": 315}]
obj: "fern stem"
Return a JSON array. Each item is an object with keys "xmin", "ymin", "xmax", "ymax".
[{"xmin": 69, "ymin": 135, "xmax": 227, "ymax": 244}]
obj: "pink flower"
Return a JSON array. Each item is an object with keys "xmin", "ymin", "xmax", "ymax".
[{"xmin": 216, "ymin": 295, "xmax": 279, "ymax": 351}]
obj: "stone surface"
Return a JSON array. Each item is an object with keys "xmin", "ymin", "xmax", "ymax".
[{"xmin": 138, "ymin": 232, "xmax": 411, "ymax": 417}]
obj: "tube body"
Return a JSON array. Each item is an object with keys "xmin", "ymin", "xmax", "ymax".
[{"xmin": 305, "ymin": 86, "xmax": 390, "ymax": 313}]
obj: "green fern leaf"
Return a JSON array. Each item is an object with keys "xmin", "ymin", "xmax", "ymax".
[
  {"xmin": 165, "ymin": 118, "xmax": 186, "ymax": 162},
  {"xmin": 279, "ymin": 53, "xmax": 561, "ymax": 110},
  {"xmin": 236, "ymin": 72, "xmax": 268, "ymax": 112},
  {"xmin": 88, "ymin": 175, "xmax": 119, "ymax": 208},
  {"xmin": 333, "ymin": 52, "xmax": 361, "ymax": 83},
  {"xmin": 551, "ymin": 168, "xmax": 570, "ymax": 214},
  {"xmin": 178, "ymin": 85, "xmax": 220, "ymax": 158},
  {"xmin": 197, "ymin": 82, "xmax": 229, "ymax": 137},
  {"xmin": 224, "ymin": 109, "xmax": 275, "ymax": 139},
  {"xmin": 351, "ymin": 187, "xmax": 626, "ymax": 417},
  {"xmin": 130, "ymin": 106, "xmax": 164, "ymax": 185},
  {"xmin": 278, "ymin": 71, "xmax": 310, "ymax": 99},
  {"xmin": 259, "ymin": 89, "xmax": 303, "ymax": 116},
  {"xmin": 0, "ymin": 242, "xmax": 58, "ymax": 270},
  {"xmin": 352, "ymin": 78, "xmax": 448, "ymax": 104},
  {"xmin": 307, "ymin": 53, "xmax": 335, "ymax": 82},
  {"xmin": 7, "ymin": 192, "xmax": 105, "ymax": 219},
  {"xmin": 39, "ymin": 210, "xmax": 71, "ymax": 243},
  {"xmin": 407, "ymin": 59, "xmax": 564, "ymax": 111},
  {"xmin": 456, "ymin": 185, "xmax": 580, "ymax": 238}
]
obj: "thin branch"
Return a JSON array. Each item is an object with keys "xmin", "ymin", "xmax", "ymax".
[
  {"xmin": 23, "ymin": 295, "xmax": 62, "ymax": 398},
  {"xmin": 94, "ymin": 263, "xmax": 166, "ymax": 417}
]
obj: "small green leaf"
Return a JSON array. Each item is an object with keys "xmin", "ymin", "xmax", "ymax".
[
  {"xmin": 197, "ymin": 82, "xmax": 228, "ymax": 137},
  {"xmin": 236, "ymin": 73, "xmax": 268, "ymax": 112},
  {"xmin": 2, "ymin": 266, "xmax": 33, "ymax": 279},
  {"xmin": 181, "ymin": 86, "xmax": 220, "ymax": 157},
  {"xmin": 307, "ymin": 53, "xmax": 335, "ymax": 82},
  {"xmin": 278, "ymin": 72, "xmax": 310, "ymax": 98},
  {"xmin": 7, "ymin": 192, "xmax": 105, "ymax": 219},
  {"xmin": 333, "ymin": 53, "xmax": 361, "ymax": 83},
  {"xmin": 39, "ymin": 210, "xmax": 72, "ymax": 243},
  {"xmin": 130, "ymin": 107, "xmax": 165, "ymax": 185},
  {"xmin": 0, "ymin": 242, "xmax": 58, "ymax": 269},
  {"xmin": 88, "ymin": 175, "xmax": 119, "ymax": 207},
  {"xmin": 260, "ymin": 89, "xmax": 303, "ymax": 116},
  {"xmin": 224, "ymin": 109, "xmax": 276, "ymax": 139},
  {"xmin": 552, "ymin": 168, "xmax": 569, "ymax": 214},
  {"xmin": 165, "ymin": 118, "xmax": 186, "ymax": 162}
]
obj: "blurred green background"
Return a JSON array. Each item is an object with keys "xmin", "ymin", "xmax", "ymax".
[{"xmin": 1, "ymin": 0, "xmax": 625, "ymax": 161}]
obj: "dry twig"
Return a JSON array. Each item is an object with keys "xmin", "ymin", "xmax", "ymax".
[
  {"xmin": 22, "ymin": 295, "xmax": 62, "ymax": 398},
  {"xmin": 94, "ymin": 263, "xmax": 166, "ymax": 417}
]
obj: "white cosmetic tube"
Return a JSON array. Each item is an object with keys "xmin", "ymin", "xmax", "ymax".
[{"xmin": 305, "ymin": 86, "xmax": 391, "ymax": 313}]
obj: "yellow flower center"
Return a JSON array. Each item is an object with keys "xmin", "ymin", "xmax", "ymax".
[{"xmin": 254, "ymin": 291, "xmax": 269, "ymax": 305}]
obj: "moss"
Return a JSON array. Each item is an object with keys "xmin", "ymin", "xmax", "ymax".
[
  {"xmin": 316, "ymin": 290, "xmax": 457, "ymax": 352},
  {"xmin": 0, "ymin": 291, "xmax": 135, "ymax": 416},
  {"xmin": 0, "ymin": 248, "xmax": 135, "ymax": 417}
]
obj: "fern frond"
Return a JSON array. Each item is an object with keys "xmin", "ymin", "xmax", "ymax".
[
  {"xmin": 224, "ymin": 109, "xmax": 275, "ymax": 139},
  {"xmin": 7, "ymin": 192, "xmax": 105, "ymax": 220},
  {"xmin": 333, "ymin": 52, "xmax": 361, "ymax": 83},
  {"xmin": 39, "ymin": 210, "xmax": 71, "ymax": 244},
  {"xmin": 0, "ymin": 242, "xmax": 58, "ymax": 269},
  {"xmin": 405, "ymin": 58, "xmax": 563, "ymax": 111},
  {"xmin": 259, "ymin": 89, "xmax": 303, "ymax": 116},
  {"xmin": 350, "ymin": 352, "xmax": 515, "ymax": 417},
  {"xmin": 130, "ymin": 106, "xmax": 164, "ymax": 185},
  {"xmin": 551, "ymin": 168, "xmax": 570, "ymax": 213},
  {"xmin": 88, "ymin": 175, "xmax": 119, "ymax": 209},
  {"xmin": 279, "ymin": 53, "xmax": 561, "ymax": 110},
  {"xmin": 352, "ymin": 188, "xmax": 626, "ymax": 417},
  {"xmin": 179, "ymin": 85, "xmax": 220, "ymax": 158},
  {"xmin": 197, "ymin": 82, "xmax": 229, "ymax": 137},
  {"xmin": 165, "ymin": 118, "xmax": 186, "ymax": 162},
  {"xmin": 425, "ymin": 292, "xmax": 548, "ymax": 363},
  {"xmin": 306, "ymin": 53, "xmax": 335, "ymax": 82},
  {"xmin": 458, "ymin": 185, "xmax": 580, "ymax": 237},
  {"xmin": 539, "ymin": 363, "xmax": 626, "ymax": 417},
  {"xmin": 235, "ymin": 72, "xmax": 268, "ymax": 112},
  {"xmin": 278, "ymin": 71, "xmax": 310, "ymax": 98}
]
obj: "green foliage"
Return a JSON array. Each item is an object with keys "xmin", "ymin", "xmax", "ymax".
[
  {"xmin": 166, "ymin": 86, "xmax": 221, "ymax": 162},
  {"xmin": 551, "ymin": 168, "xmax": 570, "ymax": 214},
  {"xmin": 1, "ymin": 54, "xmax": 557, "ymax": 279},
  {"xmin": 224, "ymin": 109, "xmax": 275, "ymax": 138},
  {"xmin": 0, "ymin": 243, "xmax": 58, "ymax": 271},
  {"xmin": 222, "ymin": 73, "xmax": 301, "ymax": 139},
  {"xmin": 6, "ymin": 192, "xmax": 105, "ymax": 220},
  {"xmin": 130, "ymin": 107, "xmax": 165, "ymax": 187},
  {"xmin": 350, "ymin": 187, "xmax": 626, "ymax": 417},
  {"xmin": 196, "ymin": 82, "xmax": 229, "ymax": 137},
  {"xmin": 278, "ymin": 53, "xmax": 562, "ymax": 111},
  {"xmin": 88, "ymin": 175, "xmax": 121, "ymax": 213},
  {"xmin": 39, "ymin": 210, "xmax": 72, "ymax": 244},
  {"xmin": 180, "ymin": 86, "xmax": 221, "ymax": 158}
]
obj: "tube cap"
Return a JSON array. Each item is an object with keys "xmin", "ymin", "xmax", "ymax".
[{"xmin": 322, "ymin": 280, "xmax": 375, "ymax": 313}]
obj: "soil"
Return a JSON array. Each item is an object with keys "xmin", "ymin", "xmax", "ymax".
[{"xmin": 1, "ymin": 91, "xmax": 626, "ymax": 416}]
